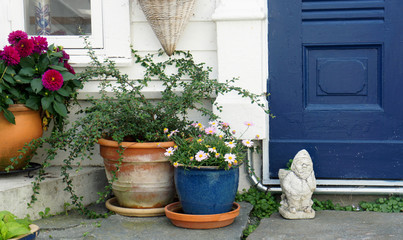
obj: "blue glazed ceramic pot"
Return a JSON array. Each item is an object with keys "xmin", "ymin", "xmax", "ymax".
[{"xmin": 174, "ymin": 166, "xmax": 239, "ymax": 215}]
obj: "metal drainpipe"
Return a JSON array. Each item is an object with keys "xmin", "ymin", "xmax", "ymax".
[
  {"xmin": 246, "ymin": 150, "xmax": 403, "ymax": 195},
  {"xmin": 246, "ymin": 149, "xmax": 270, "ymax": 192}
]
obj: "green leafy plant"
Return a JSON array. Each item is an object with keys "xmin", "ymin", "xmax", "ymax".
[
  {"xmin": 312, "ymin": 199, "xmax": 353, "ymax": 211},
  {"xmin": 359, "ymin": 196, "xmax": 402, "ymax": 213},
  {"xmin": 167, "ymin": 121, "xmax": 260, "ymax": 169},
  {"xmin": 312, "ymin": 196, "xmax": 403, "ymax": 213},
  {"xmin": 38, "ymin": 207, "xmax": 52, "ymax": 219},
  {"xmin": 285, "ymin": 159, "xmax": 293, "ymax": 170},
  {"xmin": 242, "ymin": 224, "xmax": 259, "ymax": 239},
  {"xmin": 0, "ymin": 30, "xmax": 82, "ymax": 129},
  {"xmin": 0, "ymin": 211, "xmax": 32, "ymax": 240},
  {"xmin": 236, "ymin": 187, "xmax": 280, "ymax": 219}
]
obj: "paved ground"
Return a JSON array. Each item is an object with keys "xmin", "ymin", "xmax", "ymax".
[
  {"xmin": 33, "ymin": 202, "xmax": 402, "ymax": 240},
  {"xmin": 34, "ymin": 202, "xmax": 253, "ymax": 240},
  {"xmin": 248, "ymin": 211, "xmax": 403, "ymax": 240}
]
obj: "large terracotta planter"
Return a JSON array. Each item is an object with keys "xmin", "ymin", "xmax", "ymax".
[
  {"xmin": 98, "ymin": 139, "xmax": 175, "ymax": 209},
  {"xmin": 0, "ymin": 104, "xmax": 43, "ymax": 171}
]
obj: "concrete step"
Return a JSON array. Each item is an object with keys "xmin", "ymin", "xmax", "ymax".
[{"xmin": 0, "ymin": 166, "xmax": 107, "ymax": 220}]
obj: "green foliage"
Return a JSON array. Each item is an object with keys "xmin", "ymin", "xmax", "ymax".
[
  {"xmin": 312, "ymin": 196, "xmax": 403, "ymax": 213},
  {"xmin": 236, "ymin": 187, "xmax": 280, "ymax": 219},
  {"xmin": 359, "ymin": 196, "xmax": 402, "ymax": 213},
  {"xmin": 286, "ymin": 159, "xmax": 293, "ymax": 170},
  {"xmin": 0, "ymin": 211, "xmax": 32, "ymax": 240},
  {"xmin": 38, "ymin": 207, "xmax": 52, "ymax": 219},
  {"xmin": 312, "ymin": 199, "xmax": 352, "ymax": 211},
  {"xmin": 242, "ymin": 224, "xmax": 258, "ymax": 239}
]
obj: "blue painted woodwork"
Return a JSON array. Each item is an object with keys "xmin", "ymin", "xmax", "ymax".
[
  {"xmin": 268, "ymin": 0, "xmax": 403, "ymax": 180},
  {"xmin": 174, "ymin": 166, "xmax": 239, "ymax": 214}
]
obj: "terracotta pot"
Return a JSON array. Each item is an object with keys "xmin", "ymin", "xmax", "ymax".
[
  {"xmin": 0, "ymin": 104, "xmax": 43, "ymax": 171},
  {"xmin": 98, "ymin": 139, "xmax": 175, "ymax": 209}
]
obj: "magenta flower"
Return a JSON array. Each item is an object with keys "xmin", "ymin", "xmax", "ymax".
[
  {"xmin": 8, "ymin": 30, "xmax": 28, "ymax": 45},
  {"xmin": 64, "ymin": 62, "xmax": 75, "ymax": 74},
  {"xmin": 31, "ymin": 36, "xmax": 48, "ymax": 54},
  {"xmin": 15, "ymin": 38, "xmax": 34, "ymax": 58},
  {"xmin": 57, "ymin": 49, "xmax": 70, "ymax": 62},
  {"xmin": 62, "ymin": 50, "xmax": 70, "ymax": 60},
  {"xmin": 42, "ymin": 69, "xmax": 64, "ymax": 91},
  {"xmin": 0, "ymin": 46, "xmax": 20, "ymax": 66}
]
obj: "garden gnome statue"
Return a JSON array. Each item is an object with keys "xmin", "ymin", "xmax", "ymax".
[{"xmin": 278, "ymin": 149, "xmax": 316, "ymax": 219}]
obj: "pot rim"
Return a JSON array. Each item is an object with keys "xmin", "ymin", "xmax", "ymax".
[
  {"xmin": 175, "ymin": 164, "xmax": 241, "ymax": 170},
  {"xmin": 165, "ymin": 202, "xmax": 240, "ymax": 221},
  {"xmin": 7, "ymin": 104, "xmax": 35, "ymax": 112},
  {"xmin": 98, "ymin": 138, "xmax": 175, "ymax": 149}
]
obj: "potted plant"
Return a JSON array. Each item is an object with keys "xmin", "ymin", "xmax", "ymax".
[
  {"xmin": 23, "ymin": 38, "xmax": 270, "ymax": 217},
  {"xmin": 0, "ymin": 30, "xmax": 81, "ymax": 172},
  {"xmin": 166, "ymin": 121, "xmax": 258, "ymax": 215}
]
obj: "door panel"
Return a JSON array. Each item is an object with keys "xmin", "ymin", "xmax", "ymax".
[{"xmin": 268, "ymin": 0, "xmax": 403, "ymax": 180}]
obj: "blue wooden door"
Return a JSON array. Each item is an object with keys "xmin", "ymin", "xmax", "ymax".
[{"xmin": 268, "ymin": 0, "xmax": 403, "ymax": 180}]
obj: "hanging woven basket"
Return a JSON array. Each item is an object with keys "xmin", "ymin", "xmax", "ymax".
[{"xmin": 138, "ymin": 0, "xmax": 195, "ymax": 56}]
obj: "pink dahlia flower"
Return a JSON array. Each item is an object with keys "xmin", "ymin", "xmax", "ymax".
[
  {"xmin": 31, "ymin": 36, "xmax": 48, "ymax": 54},
  {"xmin": 42, "ymin": 69, "xmax": 64, "ymax": 91},
  {"xmin": 15, "ymin": 38, "xmax": 34, "ymax": 58},
  {"xmin": 8, "ymin": 30, "xmax": 28, "ymax": 45},
  {"xmin": 0, "ymin": 46, "xmax": 20, "ymax": 66}
]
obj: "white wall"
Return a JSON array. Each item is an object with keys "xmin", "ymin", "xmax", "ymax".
[{"xmin": 32, "ymin": 0, "xmax": 269, "ymax": 190}]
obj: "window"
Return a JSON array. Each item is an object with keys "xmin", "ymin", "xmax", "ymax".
[
  {"xmin": 24, "ymin": 0, "xmax": 92, "ymax": 36},
  {"xmin": 1, "ymin": 0, "xmax": 131, "ymax": 65}
]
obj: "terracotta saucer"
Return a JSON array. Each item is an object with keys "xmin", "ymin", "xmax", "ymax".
[
  {"xmin": 105, "ymin": 197, "xmax": 166, "ymax": 217},
  {"xmin": 164, "ymin": 202, "xmax": 240, "ymax": 229}
]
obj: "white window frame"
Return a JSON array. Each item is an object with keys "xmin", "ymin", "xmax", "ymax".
[{"xmin": 0, "ymin": 0, "xmax": 131, "ymax": 66}]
